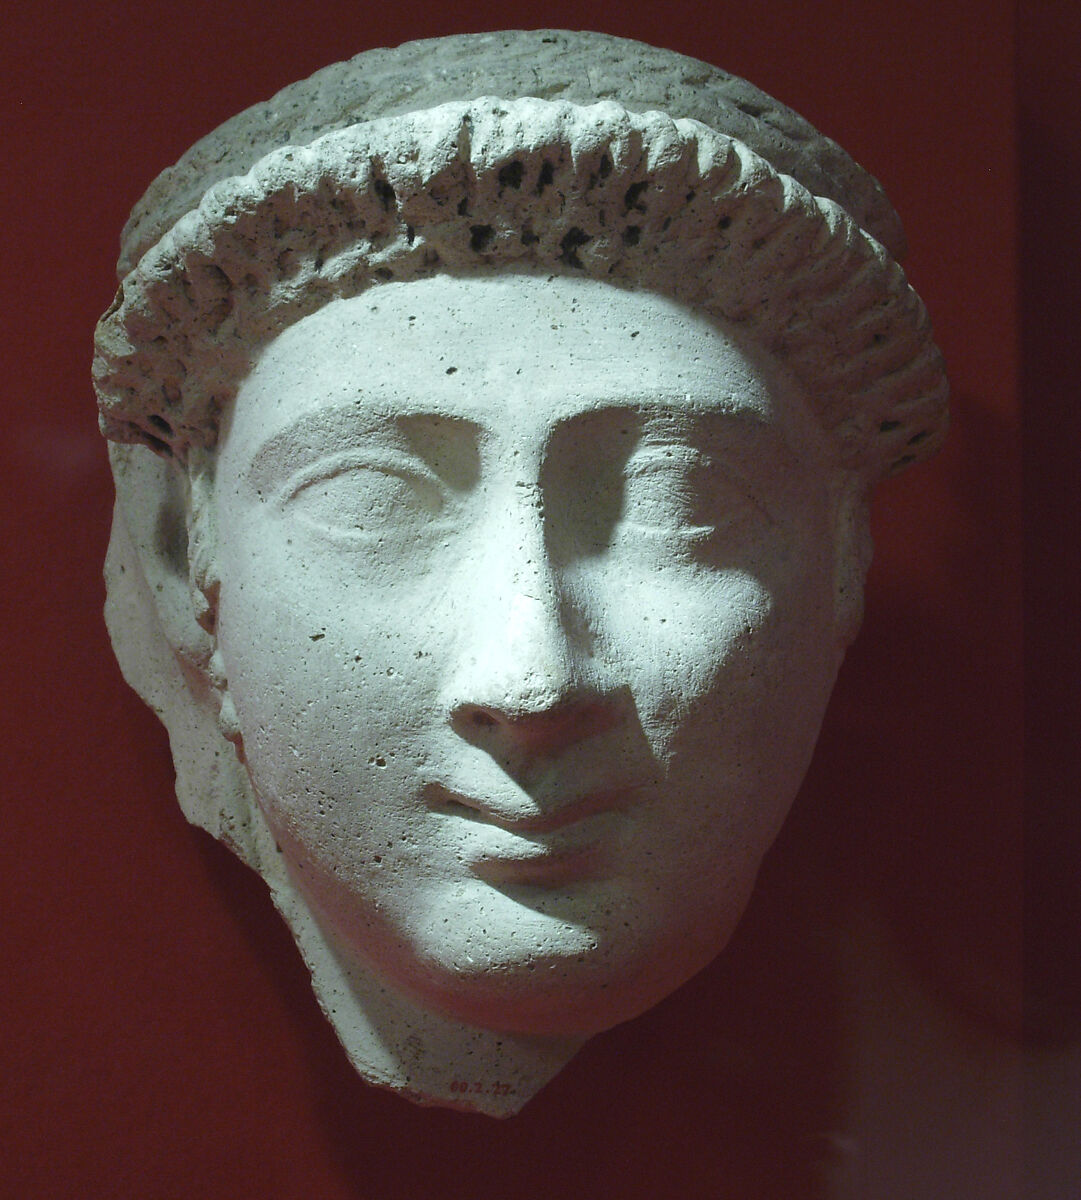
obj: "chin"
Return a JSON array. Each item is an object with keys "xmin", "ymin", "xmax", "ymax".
[{"xmin": 373, "ymin": 879, "xmax": 755, "ymax": 1036}]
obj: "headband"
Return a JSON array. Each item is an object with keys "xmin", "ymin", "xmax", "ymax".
[{"xmin": 94, "ymin": 98, "xmax": 946, "ymax": 481}]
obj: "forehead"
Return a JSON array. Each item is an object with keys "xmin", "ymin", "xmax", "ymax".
[{"xmin": 226, "ymin": 274, "xmax": 822, "ymax": 456}]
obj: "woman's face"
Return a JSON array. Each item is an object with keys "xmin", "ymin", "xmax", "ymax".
[{"xmin": 212, "ymin": 273, "xmax": 844, "ymax": 1035}]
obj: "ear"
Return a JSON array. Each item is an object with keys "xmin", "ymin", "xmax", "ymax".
[
  {"xmin": 104, "ymin": 442, "xmax": 264, "ymax": 869},
  {"xmin": 831, "ymin": 472, "xmax": 874, "ymax": 649}
]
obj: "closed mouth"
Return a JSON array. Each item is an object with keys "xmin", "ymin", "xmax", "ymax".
[{"xmin": 426, "ymin": 781, "xmax": 635, "ymax": 836}]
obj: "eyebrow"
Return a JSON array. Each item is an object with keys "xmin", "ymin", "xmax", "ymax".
[{"xmin": 237, "ymin": 394, "xmax": 801, "ymax": 497}]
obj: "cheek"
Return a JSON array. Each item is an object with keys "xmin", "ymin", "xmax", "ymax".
[
  {"xmin": 603, "ymin": 567, "xmax": 773, "ymax": 745},
  {"xmin": 212, "ymin": 522, "xmax": 445, "ymax": 829},
  {"xmin": 577, "ymin": 528, "xmax": 837, "ymax": 748},
  {"xmin": 710, "ymin": 542, "xmax": 839, "ymax": 793},
  {"xmin": 578, "ymin": 528, "xmax": 840, "ymax": 879}
]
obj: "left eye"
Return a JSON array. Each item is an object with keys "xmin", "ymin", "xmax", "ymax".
[
  {"xmin": 620, "ymin": 446, "xmax": 725, "ymax": 542},
  {"xmin": 282, "ymin": 452, "xmax": 447, "ymax": 541}
]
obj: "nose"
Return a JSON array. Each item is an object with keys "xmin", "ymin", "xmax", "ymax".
[
  {"xmin": 443, "ymin": 485, "xmax": 619, "ymax": 756},
  {"xmin": 451, "ymin": 588, "xmax": 616, "ymax": 755}
]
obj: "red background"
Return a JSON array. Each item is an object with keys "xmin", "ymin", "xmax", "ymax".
[{"xmin": 1, "ymin": 1, "xmax": 1060, "ymax": 1196}]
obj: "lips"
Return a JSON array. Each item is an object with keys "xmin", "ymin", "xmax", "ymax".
[
  {"xmin": 424, "ymin": 779, "xmax": 639, "ymax": 886},
  {"xmin": 427, "ymin": 781, "xmax": 634, "ymax": 836}
]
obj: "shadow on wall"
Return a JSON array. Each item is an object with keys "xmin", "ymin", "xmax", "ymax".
[{"xmin": 1019, "ymin": 71, "xmax": 1081, "ymax": 1054}]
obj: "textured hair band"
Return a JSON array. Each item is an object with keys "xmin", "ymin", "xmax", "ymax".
[{"xmin": 93, "ymin": 97, "xmax": 947, "ymax": 482}]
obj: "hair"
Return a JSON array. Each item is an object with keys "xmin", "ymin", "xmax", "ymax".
[
  {"xmin": 116, "ymin": 30, "xmax": 909, "ymax": 275},
  {"xmin": 93, "ymin": 98, "xmax": 947, "ymax": 484}
]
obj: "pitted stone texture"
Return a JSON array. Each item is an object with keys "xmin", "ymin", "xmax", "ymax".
[
  {"xmin": 208, "ymin": 275, "xmax": 853, "ymax": 1111},
  {"xmin": 96, "ymin": 99, "xmax": 946, "ymax": 480},
  {"xmin": 95, "ymin": 32, "xmax": 948, "ymax": 1117},
  {"xmin": 118, "ymin": 29, "xmax": 905, "ymax": 276}
]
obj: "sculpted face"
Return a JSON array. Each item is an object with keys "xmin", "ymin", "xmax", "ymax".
[
  {"xmin": 212, "ymin": 273, "xmax": 845, "ymax": 1035},
  {"xmin": 94, "ymin": 36, "xmax": 948, "ymax": 1114}
]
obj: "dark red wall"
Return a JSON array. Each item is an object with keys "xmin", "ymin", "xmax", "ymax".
[{"xmin": 2, "ymin": 1, "xmax": 1047, "ymax": 1196}]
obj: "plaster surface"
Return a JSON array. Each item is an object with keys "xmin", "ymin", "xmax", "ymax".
[{"xmin": 94, "ymin": 33, "xmax": 947, "ymax": 1115}]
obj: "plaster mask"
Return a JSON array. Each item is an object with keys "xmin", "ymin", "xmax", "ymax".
[
  {"xmin": 94, "ymin": 32, "xmax": 948, "ymax": 1115},
  {"xmin": 214, "ymin": 271, "xmax": 839, "ymax": 1030}
]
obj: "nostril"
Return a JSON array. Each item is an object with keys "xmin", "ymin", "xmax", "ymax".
[
  {"xmin": 449, "ymin": 706, "xmax": 505, "ymax": 742},
  {"xmin": 452, "ymin": 694, "xmax": 624, "ymax": 756}
]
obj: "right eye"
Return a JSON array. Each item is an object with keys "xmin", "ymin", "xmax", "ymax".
[{"xmin": 281, "ymin": 450, "xmax": 447, "ymax": 542}]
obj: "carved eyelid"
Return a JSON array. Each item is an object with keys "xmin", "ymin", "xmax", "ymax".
[
  {"xmin": 623, "ymin": 440, "xmax": 745, "ymax": 497},
  {"xmin": 278, "ymin": 446, "xmax": 444, "ymax": 506},
  {"xmin": 624, "ymin": 441, "xmax": 708, "ymax": 472},
  {"xmin": 620, "ymin": 439, "xmax": 773, "ymax": 533}
]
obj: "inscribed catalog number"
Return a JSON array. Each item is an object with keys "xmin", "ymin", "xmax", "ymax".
[{"xmin": 449, "ymin": 1080, "xmax": 517, "ymax": 1097}]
